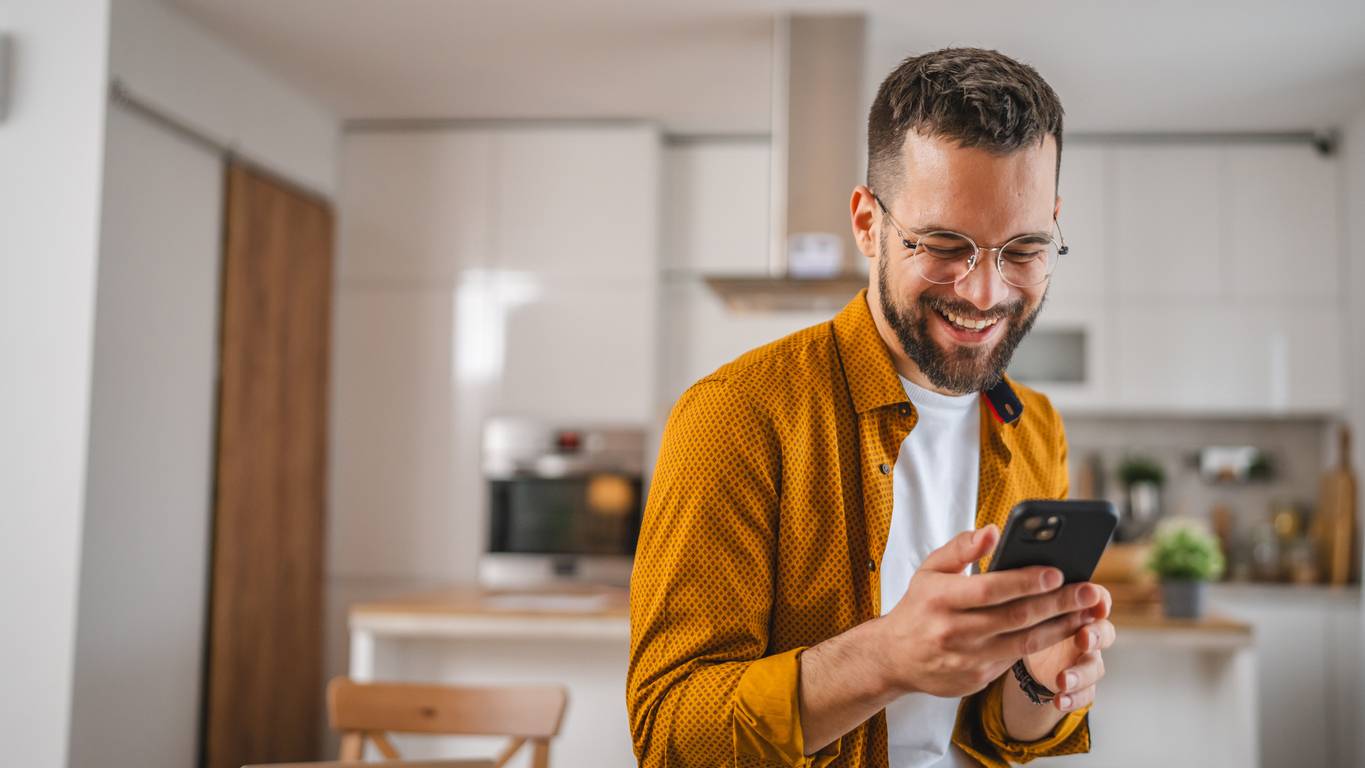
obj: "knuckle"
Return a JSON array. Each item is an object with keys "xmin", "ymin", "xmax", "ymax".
[
  {"xmin": 968, "ymin": 581, "xmax": 993, "ymax": 606},
  {"xmin": 1006, "ymin": 602, "xmax": 1033, "ymax": 628},
  {"xmin": 927, "ymin": 622, "xmax": 953, "ymax": 651}
]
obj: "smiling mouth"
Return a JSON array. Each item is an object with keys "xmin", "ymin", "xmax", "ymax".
[{"xmin": 935, "ymin": 307, "xmax": 1002, "ymax": 332}]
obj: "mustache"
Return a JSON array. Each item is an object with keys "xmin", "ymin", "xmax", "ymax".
[{"xmin": 918, "ymin": 293, "xmax": 1025, "ymax": 322}]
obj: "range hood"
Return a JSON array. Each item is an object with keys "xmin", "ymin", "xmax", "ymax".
[{"xmin": 704, "ymin": 14, "xmax": 868, "ymax": 312}]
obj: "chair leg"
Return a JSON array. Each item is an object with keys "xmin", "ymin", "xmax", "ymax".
[
  {"xmin": 370, "ymin": 731, "xmax": 402, "ymax": 759},
  {"xmin": 338, "ymin": 732, "xmax": 364, "ymax": 761},
  {"xmin": 493, "ymin": 737, "xmax": 526, "ymax": 768},
  {"xmin": 530, "ymin": 739, "xmax": 550, "ymax": 768}
]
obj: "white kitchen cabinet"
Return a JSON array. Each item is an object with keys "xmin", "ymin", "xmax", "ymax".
[
  {"xmin": 1209, "ymin": 585, "xmax": 1362, "ymax": 768},
  {"xmin": 494, "ymin": 274, "xmax": 657, "ymax": 423},
  {"xmin": 662, "ymin": 140, "xmax": 771, "ymax": 275},
  {"xmin": 494, "ymin": 126, "xmax": 659, "ymax": 280},
  {"xmin": 1010, "ymin": 297, "xmax": 1113, "ymax": 412},
  {"xmin": 1051, "ymin": 145, "xmax": 1109, "ymax": 302},
  {"xmin": 1114, "ymin": 147, "xmax": 1223, "ymax": 299},
  {"xmin": 340, "ymin": 131, "xmax": 495, "ymax": 285},
  {"xmin": 1224, "ymin": 145, "xmax": 1341, "ymax": 301},
  {"xmin": 332, "ymin": 124, "xmax": 662, "ymax": 585},
  {"xmin": 1114, "ymin": 303, "xmax": 1344, "ymax": 413}
]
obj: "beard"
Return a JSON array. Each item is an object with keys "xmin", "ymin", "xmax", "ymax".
[{"xmin": 876, "ymin": 228, "xmax": 1043, "ymax": 395}]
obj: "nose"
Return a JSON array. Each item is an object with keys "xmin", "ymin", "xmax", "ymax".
[{"xmin": 954, "ymin": 252, "xmax": 1011, "ymax": 311}]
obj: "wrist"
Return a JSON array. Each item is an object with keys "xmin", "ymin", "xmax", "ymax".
[
  {"xmin": 865, "ymin": 616, "xmax": 916, "ymax": 698},
  {"xmin": 1011, "ymin": 658, "xmax": 1056, "ymax": 705}
]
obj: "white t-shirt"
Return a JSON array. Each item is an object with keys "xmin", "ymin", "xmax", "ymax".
[{"xmin": 879, "ymin": 376, "xmax": 981, "ymax": 768}]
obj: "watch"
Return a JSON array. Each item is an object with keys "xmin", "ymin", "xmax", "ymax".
[{"xmin": 1011, "ymin": 658, "xmax": 1057, "ymax": 705}]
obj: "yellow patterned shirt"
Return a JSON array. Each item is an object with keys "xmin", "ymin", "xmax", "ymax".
[{"xmin": 627, "ymin": 290, "xmax": 1090, "ymax": 767}]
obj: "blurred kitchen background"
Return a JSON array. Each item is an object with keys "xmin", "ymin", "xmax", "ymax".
[{"xmin": 4, "ymin": 1, "xmax": 1365, "ymax": 767}]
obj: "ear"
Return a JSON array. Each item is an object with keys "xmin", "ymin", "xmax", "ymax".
[
  {"xmin": 851, "ymin": 185, "xmax": 880, "ymax": 259},
  {"xmin": 1054, "ymin": 194, "xmax": 1063, "ymax": 221}
]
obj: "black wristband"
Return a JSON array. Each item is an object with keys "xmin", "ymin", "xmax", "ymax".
[{"xmin": 1011, "ymin": 658, "xmax": 1056, "ymax": 705}]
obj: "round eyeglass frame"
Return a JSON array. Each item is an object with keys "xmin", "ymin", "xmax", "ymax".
[{"xmin": 872, "ymin": 192, "xmax": 1069, "ymax": 288}]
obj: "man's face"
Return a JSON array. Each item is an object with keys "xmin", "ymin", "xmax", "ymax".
[{"xmin": 864, "ymin": 131, "xmax": 1059, "ymax": 394}]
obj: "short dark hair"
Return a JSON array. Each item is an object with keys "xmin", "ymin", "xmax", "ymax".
[{"xmin": 867, "ymin": 47, "xmax": 1064, "ymax": 196}]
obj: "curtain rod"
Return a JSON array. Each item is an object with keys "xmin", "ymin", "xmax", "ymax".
[{"xmin": 107, "ymin": 79, "xmax": 332, "ymax": 202}]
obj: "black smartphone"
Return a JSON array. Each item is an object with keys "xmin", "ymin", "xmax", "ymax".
[{"xmin": 987, "ymin": 500, "xmax": 1119, "ymax": 584}]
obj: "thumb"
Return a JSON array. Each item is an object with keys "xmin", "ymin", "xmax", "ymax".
[{"xmin": 920, "ymin": 525, "xmax": 998, "ymax": 574}]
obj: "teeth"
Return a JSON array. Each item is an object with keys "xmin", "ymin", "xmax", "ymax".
[{"xmin": 941, "ymin": 310, "xmax": 998, "ymax": 331}]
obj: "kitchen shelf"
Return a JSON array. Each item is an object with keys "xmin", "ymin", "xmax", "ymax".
[{"xmin": 702, "ymin": 274, "xmax": 867, "ymax": 312}]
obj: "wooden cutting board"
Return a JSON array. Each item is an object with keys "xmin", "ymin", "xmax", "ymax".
[{"xmin": 1317, "ymin": 425, "xmax": 1359, "ymax": 585}]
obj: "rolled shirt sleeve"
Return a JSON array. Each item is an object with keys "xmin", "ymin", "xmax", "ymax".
[{"xmin": 953, "ymin": 675, "xmax": 1090, "ymax": 766}]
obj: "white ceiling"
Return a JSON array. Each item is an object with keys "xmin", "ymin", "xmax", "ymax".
[{"xmin": 167, "ymin": 0, "xmax": 1365, "ymax": 134}]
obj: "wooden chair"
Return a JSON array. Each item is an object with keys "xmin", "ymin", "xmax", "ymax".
[{"xmin": 326, "ymin": 677, "xmax": 568, "ymax": 768}]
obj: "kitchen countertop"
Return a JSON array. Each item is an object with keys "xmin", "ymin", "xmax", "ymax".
[{"xmin": 349, "ymin": 586, "xmax": 1253, "ymax": 649}]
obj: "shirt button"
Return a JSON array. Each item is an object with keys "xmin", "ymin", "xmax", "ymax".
[
  {"xmin": 898, "ymin": 403, "xmax": 911, "ymax": 416},
  {"xmin": 879, "ymin": 463, "xmax": 891, "ymax": 475},
  {"xmin": 868, "ymin": 559, "xmax": 877, "ymax": 572}
]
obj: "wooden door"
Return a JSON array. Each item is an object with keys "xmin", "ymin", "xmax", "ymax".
[{"xmin": 205, "ymin": 163, "xmax": 333, "ymax": 768}]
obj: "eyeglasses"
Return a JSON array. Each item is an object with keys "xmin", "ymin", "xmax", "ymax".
[{"xmin": 872, "ymin": 192, "xmax": 1068, "ymax": 288}]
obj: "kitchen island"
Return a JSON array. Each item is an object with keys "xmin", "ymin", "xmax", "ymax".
[{"xmin": 347, "ymin": 587, "xmax": 1256, "ymax": 767}]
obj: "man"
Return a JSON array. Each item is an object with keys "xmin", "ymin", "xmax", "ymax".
[{"xmin": 627, "ymin": 48, "xmax": 1114, "ymax": 768}]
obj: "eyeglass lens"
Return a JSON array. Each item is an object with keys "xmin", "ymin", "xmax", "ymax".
[{"xmin": 912, "ymin": 231, "xmax": 1059, "ymax": 288}]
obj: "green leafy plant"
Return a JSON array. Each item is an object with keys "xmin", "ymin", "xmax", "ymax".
[
  {"xmin": 1147, "ymin": 521, "xmax": 1225, "ymax": 582},
  {"xmin": 1118, "ymin": 455, "xmax": 1165, "ymax": 487}
]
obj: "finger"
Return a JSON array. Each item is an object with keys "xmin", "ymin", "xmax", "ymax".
[
  {"xmin": 944, "ymin": 565, "xmax": 1064, "ymax": 609},
  {"xmin": 1057, "ymin": 650, "xmax": 1104, "ymax": 693},
  {"xmin": 983, "ymin": 608, "xmax": 1095, "ymax": 660},
  {"xmin": 965, "ymin": 582, "xmax": 1106, "ymax": 635},
  {"xmin": 1074, "ymin": 619, "xmax": 1117, "ymax": 652},
  {"xmin": 1084, "ymin": 584, "xmax": 1113, "ymax": 621},
  {"xmin": 1056, "ymin": 683, "xmax": 1096, "ymax": 713},
  {"xmin": 920, "ymin": 525, "xmax": 998, "ymax": 575}
]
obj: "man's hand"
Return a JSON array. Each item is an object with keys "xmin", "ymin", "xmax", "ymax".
[
  {"xmin": 1025, "ymin": 584, "xmax": 1114, "ymax": 713},
  {"xmin": 874, "ymin": 525, "xmax": 1105, "ymax": 699},
  {"xmin": 798, "ymin": 524, "xmax": 1109, "ymax": 754}
]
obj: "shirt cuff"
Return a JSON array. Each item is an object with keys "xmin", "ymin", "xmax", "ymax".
[
  {"xmin": 732, "ymin": 647, "xmax": 843, "ymax": 767},
  {"xmin": 954, "ymin": 674, "xmax": 1091, "ymax": 767}
]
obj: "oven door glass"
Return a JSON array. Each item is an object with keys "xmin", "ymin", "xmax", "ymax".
[{"xmin": 488, "ymin": 474, "xmax": 642, "ymax": 555}]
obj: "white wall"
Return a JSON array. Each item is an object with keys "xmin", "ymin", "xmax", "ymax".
[
  {"xmin": 67, "ymin": 101, "xmax": 223, "ymax": 768},
  {"xmin": 0, "ymin": 2, "xmax": 111, "ymax": 766},
  {"xmin": 1342, "ymin": 106, "xmax": 1365, "ymax": 765},
  {"xmin": 109, "ymin": 0, "xmax": 339, "ymax": 195}
]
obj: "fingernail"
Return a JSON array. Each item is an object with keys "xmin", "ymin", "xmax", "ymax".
[
  {"xmin": 1059, "ymin": 695, "xmax": 1072, "ymax": 710},
  {"xmin": 1064, "ymin": 672, "xmax": 1077, "ymax": 690},
  {"xmin": 1042, "ymin": 570, "xmax": 1063, "ymax": 590},
  {"xmin": 1078, "ymin": 585, "xmax": 1098, "ymax": 605},
  {"xmin": 1089, "ymin": 630, "xmax": 1098, "ymax": 646}
]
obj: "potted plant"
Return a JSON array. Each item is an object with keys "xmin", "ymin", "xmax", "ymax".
[{"xmin": 1147, "ymin": 519, "xmax": 1226, "ymax": 619}]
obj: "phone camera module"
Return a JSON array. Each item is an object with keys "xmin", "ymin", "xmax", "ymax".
[{"xmin": 1021, "ymin": 513, "xmax": 1064, "ymax": 543}]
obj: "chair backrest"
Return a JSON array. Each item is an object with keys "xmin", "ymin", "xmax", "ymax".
[{"xmin": 326, "ymin": 677, "xmax": 568, "ymax": 768}]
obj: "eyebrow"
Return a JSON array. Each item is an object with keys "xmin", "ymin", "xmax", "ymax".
[{"xmin": 910, "ymin": 224, "xmax": 1053, "ymax": 241}]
